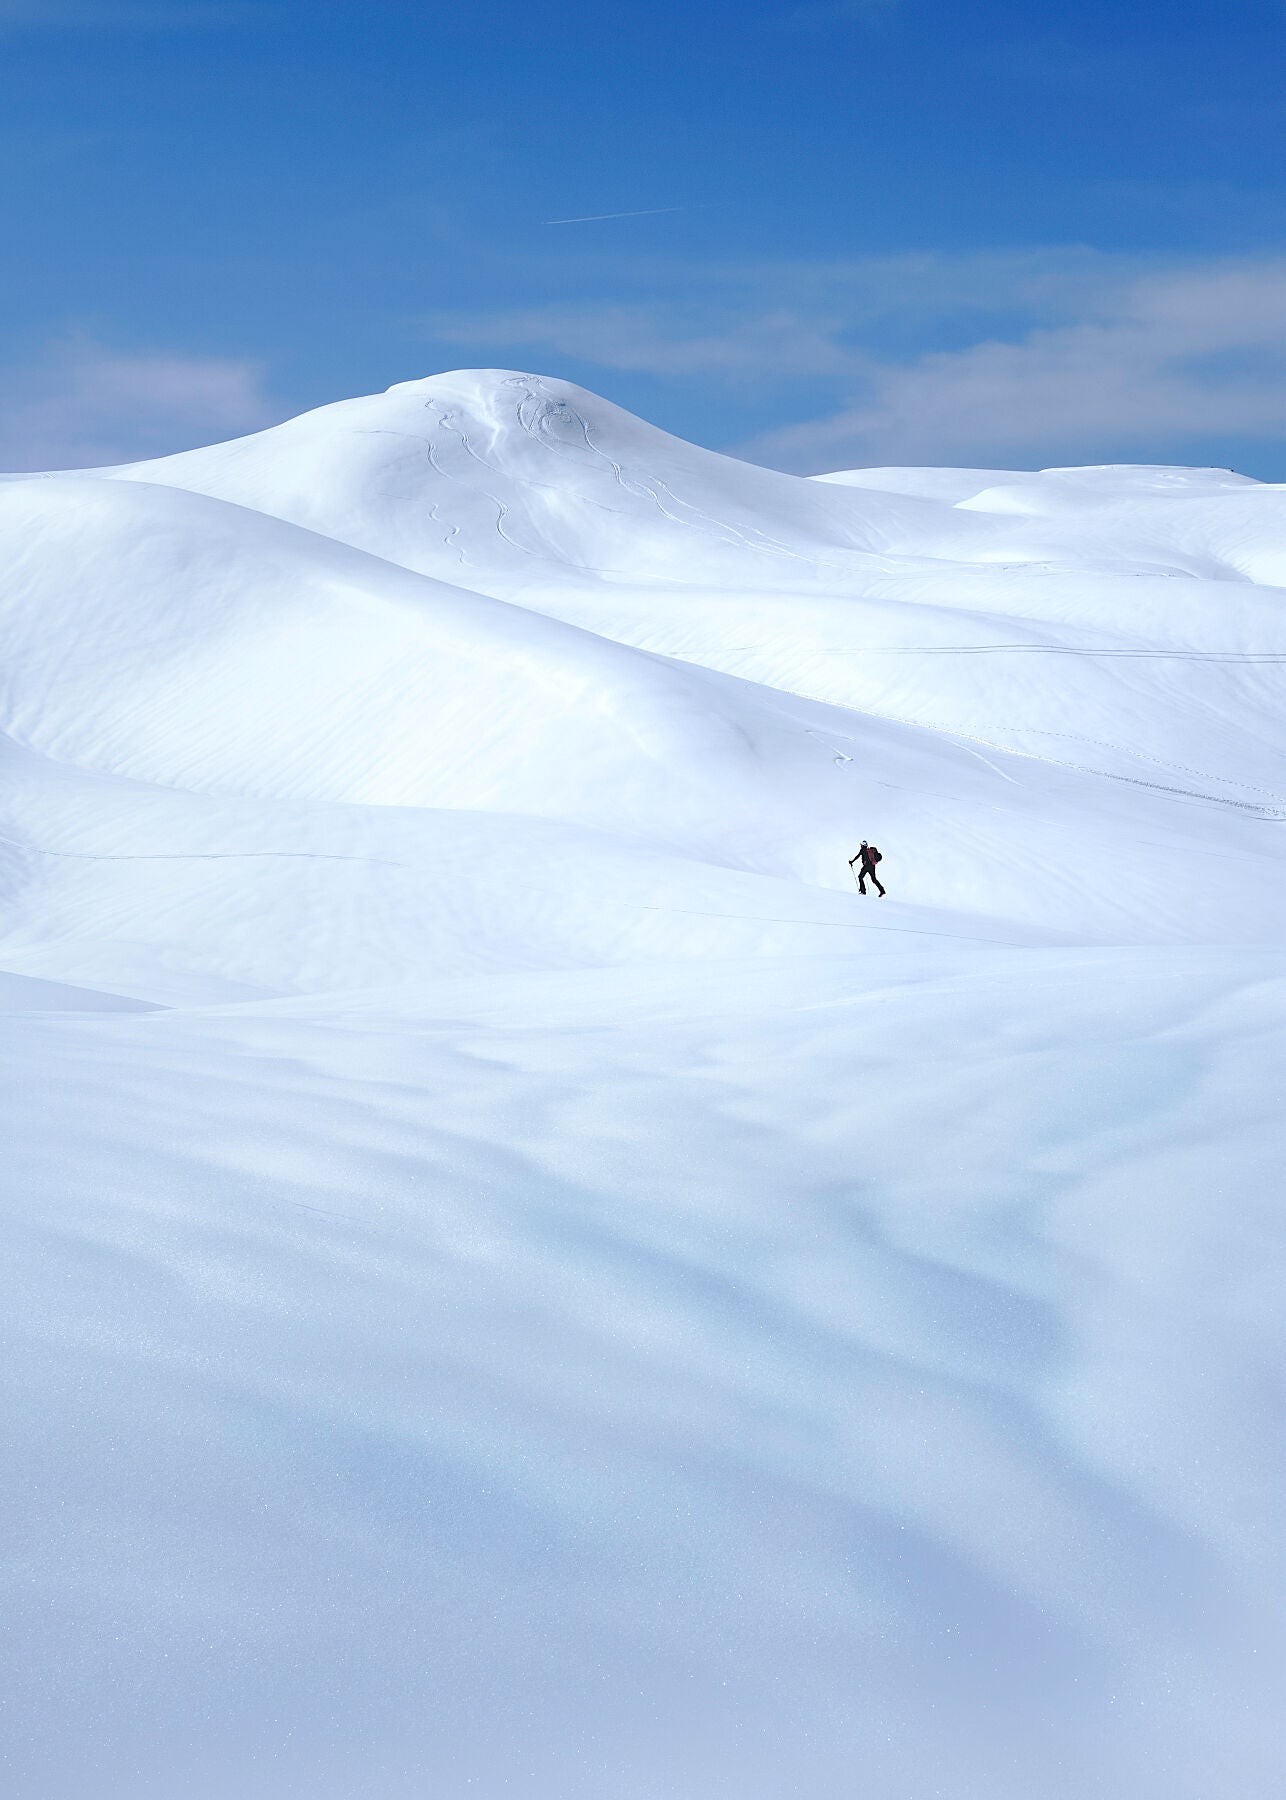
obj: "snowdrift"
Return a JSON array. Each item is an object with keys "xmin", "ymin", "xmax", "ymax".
[{"xmin": 1, "ymin": 371, "xmax": 1283, "ymax": 1800}]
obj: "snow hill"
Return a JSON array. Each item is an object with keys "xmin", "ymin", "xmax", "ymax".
[{"xmin": 2, "ymin": 371, "xmax": 1283, "ymax": 1800}]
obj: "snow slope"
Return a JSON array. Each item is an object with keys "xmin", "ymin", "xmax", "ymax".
[{"xmin": 2, "ymin": 371, "xmax": 1284, "ymax": 1799}]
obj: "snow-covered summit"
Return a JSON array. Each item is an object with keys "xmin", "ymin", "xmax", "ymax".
[
  {"xmin": 105, "ymin": 367, "xmax": 904, "ymax": 586},
  {"xmin": 3, "ymin": 368, "xmax": 1281, "ymax": 998}
]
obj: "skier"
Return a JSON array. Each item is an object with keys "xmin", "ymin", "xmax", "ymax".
[{"xmin": 849, "ymin": 840, "xmax": 885, "ymax": 897}]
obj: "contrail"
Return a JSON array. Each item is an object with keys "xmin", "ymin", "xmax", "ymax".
[{"xmin": 544, "ymin": 205, "xmax": 687, "ymax": 225}]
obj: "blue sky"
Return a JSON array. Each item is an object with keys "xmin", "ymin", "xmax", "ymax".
[{"xmin": 4, "ymin": 0, "xmax": 1286, "ymax": 472}]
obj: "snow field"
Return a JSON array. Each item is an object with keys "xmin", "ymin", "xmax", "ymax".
[{"xmin": 2, "ymin": 370, "xmax": 1284, "ymax": 1797}]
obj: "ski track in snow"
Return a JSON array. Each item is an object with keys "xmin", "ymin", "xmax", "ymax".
[{"xmin": 2, "ymin": 367, "xmax": 1285, "ymax": 1800}]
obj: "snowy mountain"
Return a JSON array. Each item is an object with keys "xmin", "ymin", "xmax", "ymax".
[{"xmin": 2, "ymin": 371, "xmax": 1283, "ymax": 1799}]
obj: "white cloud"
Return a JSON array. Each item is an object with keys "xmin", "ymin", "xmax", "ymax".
[
  {"xmin": 0, "ymin": 338, "xmax": 279, "ymax": 471},
  {"xmin": 746, "ymin": 258, "xmax": 1286, "ymax": 470},
  {"xmin": 421, "ymin": 247, "xmax": 1138, "ymax": 385},
  {"xmin": 426, "ymin": 300, "xmax": 858, "ymax": 381}
]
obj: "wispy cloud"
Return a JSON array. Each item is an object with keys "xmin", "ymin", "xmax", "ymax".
[
  {"xmin": 745, "ymin": 258, "xmax": 1286, "ymax": 470},
  {"xmin": 424, "ymin": 299, "xmax": 857, "ymax": 380},
  {"xmin": 0, "ymin": 337, "xmax": 279, "ymax": 471},
  {"xmin": 421, "ymin": 246, "xmax": 1137, "ymax": 381}
]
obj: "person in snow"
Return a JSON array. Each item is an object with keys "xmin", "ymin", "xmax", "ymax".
[{"xmin": 849, "ymin": 840, "xmax": 885, "ymax": 897}]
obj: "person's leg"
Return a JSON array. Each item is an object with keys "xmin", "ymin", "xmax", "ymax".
[
  {"xmin": 858, "ymin": 872, "xmax": 868, "ymax": 893},
  {"xmin": 874, "ymin": 874, "xmax": 886, "ymax": 896}
]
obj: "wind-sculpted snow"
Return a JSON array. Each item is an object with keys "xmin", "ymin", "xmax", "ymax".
[{"xmin": 2, "ymin": 372, "xmax": 1284, "ymax": 1798}]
